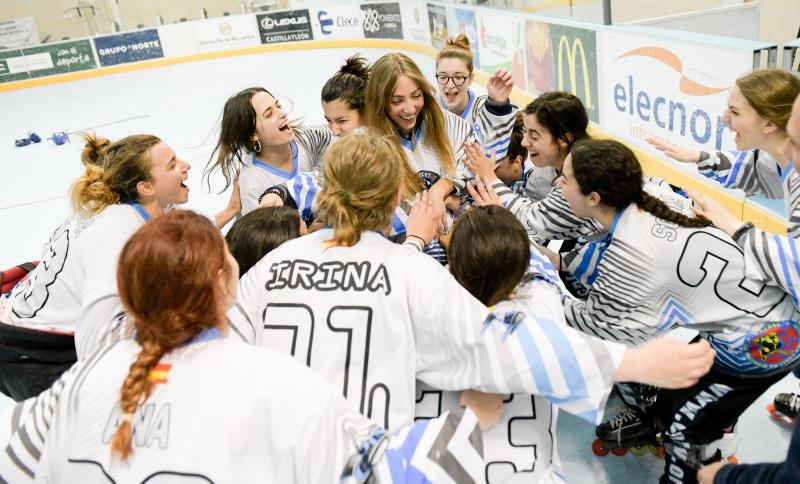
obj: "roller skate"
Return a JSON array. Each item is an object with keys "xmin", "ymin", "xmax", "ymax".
[
  {"xmin": 592, "ymin": 406, "xmax": 665, "ymax": 458},
  {"xmin": 703, "ymin": 426, "xmax": 739, "ymax": 464},
  {"xmin": 767, "ymin": 392, "xmax": 799, "ymax": 423}
]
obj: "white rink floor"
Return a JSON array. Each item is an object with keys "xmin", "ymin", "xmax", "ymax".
[{"xmin": 0, "ymin": 46, "xmax": 796, "ymax": 482}]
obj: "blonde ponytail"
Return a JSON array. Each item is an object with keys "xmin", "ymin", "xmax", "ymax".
[{"xmin": 318, "ymin": 133, "xmax": 404, "ymax": 246}]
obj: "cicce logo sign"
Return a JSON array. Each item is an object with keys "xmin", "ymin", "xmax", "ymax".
[{"xmin": 317, "ymin": 10, "xmax": 360, "ymax": 36}]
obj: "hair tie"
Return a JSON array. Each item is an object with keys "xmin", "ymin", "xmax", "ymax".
[
  {"xmin": 121, "ymin": 412, "xmax": 134, "ymax": 424},
  {"xmin": 340, "ymin": 190, "xmax": 352, "ymax": 208}
]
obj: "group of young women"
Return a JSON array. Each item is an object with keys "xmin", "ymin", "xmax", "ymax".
[{"xmin": 0, "ymin": 31, "xmax": 797, "ymax": 483}]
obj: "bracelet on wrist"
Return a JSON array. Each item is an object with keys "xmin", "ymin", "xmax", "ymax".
[{"xmin": 406, "ymin": 234, "xmax": 427, "ymax": 244}]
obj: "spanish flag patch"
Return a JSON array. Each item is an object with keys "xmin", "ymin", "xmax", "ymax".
[{"xmin": 148, "ymin": 363, "xmax": 172, "ymax": 384}]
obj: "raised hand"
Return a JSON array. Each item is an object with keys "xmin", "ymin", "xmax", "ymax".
[
  {"xmin": 487, "ymin": 68, "xmax": 514, "ymax": 105},
  {"xmin": 647, "ymin": 136, "xmax": 701, "ymax": 163},
  {"xmin": 463, "ymin": 141, "xmax": 498, "ymax": 181}
]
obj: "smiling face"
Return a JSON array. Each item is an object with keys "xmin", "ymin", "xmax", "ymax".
[
  {"xmin": 250, "ymin": 91, "xmax": 294, "ymax": 147},
  {"xmin": 436, "ymin": 57, "xmax": 473, "ymax": 114},
  {"xmin": 521, "ymin": 113, "xmax": 567, "ymax": 169},
  {"xmin": 721, "ymin": 85, "xmax": 772, "ymax": 151},
  {"xmin": 557, "ymin": 154, "xmax": 594, "ymax": 218},
  {"xmin": 144, "ymin": 142, "xmax": 191, "ymax": 208},
  {"xmin": 387, "ymin": 75, "xmax": 425, "ymax": 135},
  {"xmin": 322, "ymin": 100, "xmax": 362, "ymax": 137}
]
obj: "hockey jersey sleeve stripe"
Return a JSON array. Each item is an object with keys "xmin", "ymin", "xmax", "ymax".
[
  {"xmin": 3, "ymin": 446, "xmax": 33, "ymax": 479},
  {"xmin": 773, "ymin": 234, "xmax": 800, "ymax": 307}
]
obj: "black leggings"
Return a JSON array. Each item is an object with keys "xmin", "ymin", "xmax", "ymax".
[
  {"xmin": 0, "ymin": 322, "xmax": 76, "ymax": 401},
  {"xmin": 653, "ymin": 363, "xmax": 791, "ymax": 484}
]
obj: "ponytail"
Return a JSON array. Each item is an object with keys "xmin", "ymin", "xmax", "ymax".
[
  {"xmin": 436, "ymin": 34, "xmax": 473, "ymax": 72},
  {"xmin": 317, "ymin": 133, "xmax": 404, "ymax": 247},
  {"xmin": 112, "ymin": 211, "xmax": 229, "ymax": 461},
  {"xmin": 571, "ymin": 139, "xmax": 710, "ymax": 229},
  {"xmin": 110, "ymin": 340, "xmax": 165, "ymax": 461},
  {"xmin": 70, "ymin": 133, "xmax": 118, "ymax": 216},
  {"xmin": 637, "ymin": 192, "xmax": 710, "ymax": 228}
]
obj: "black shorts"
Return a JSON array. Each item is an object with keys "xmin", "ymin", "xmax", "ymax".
[{"xmin": 0, "ymin": 321, "xmax": 76, "ymax": 401}]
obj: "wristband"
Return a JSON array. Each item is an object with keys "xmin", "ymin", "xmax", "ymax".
[
  {"xmin": 406, "ymin": 234, "xmax": 427, "ymax": 245},
  {"xmin": 731, "ymin": 222, "xmax": 754, "ymax": 243}
]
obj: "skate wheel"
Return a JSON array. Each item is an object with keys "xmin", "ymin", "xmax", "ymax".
[
  {"xmin": 592, "ymin": 439, "xmax": 609, "ymax": 457},
  {"xmin": 648, "ymin": 444, "xmax": 665, "ymax": 458},
  {"xmin": 610, "ymin": 446, "xmax": 628, "ymax": 456},
  {"xmin": 767, "ymin": 402, "xmax": 776, "ymax": 416},
  {"xmin": 630, "ymin": 445, "xmax": 647, "ymax": 456},
  {"xmin": 727, "ymin": 456, "xmax": 739, "ymax": 464}
]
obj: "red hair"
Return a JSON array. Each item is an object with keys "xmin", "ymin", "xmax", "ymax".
[{"xmin": 111, "ymin": 210, "xmax": 229, "ymax": 461}]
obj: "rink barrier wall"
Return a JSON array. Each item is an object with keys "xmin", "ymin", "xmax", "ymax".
[{"xmin": 0, "ymin": 1, "xmax": 787, "ymax": 232}]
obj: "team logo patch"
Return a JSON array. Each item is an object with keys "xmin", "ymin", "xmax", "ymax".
[{"xmin": 744, "ymin": 320, "xmax": 800, "ymax": 370}]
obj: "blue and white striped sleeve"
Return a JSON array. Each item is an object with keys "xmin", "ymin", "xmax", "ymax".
[
  {"xmin": 697, "ymin": 150, "xmax": 783, "ymax": 198},
  {"xmin": 736, "ymin": 226, "xmax": 800, "ymax": 310},
  {"xmin": 491, "ymin": 179, "xmax": 602, "ymax": 244},
  {"xmin": 288, "ymin": 172, "xmax": 320, "ymax": 222},
  {"xmin": 473, "ymin": 95, "xmax": 516, "ymax": 160}
]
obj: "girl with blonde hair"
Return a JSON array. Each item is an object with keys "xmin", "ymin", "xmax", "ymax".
[
  {"xmin": 648, "ymin": 68, "xmax": 800, "ymax": 235},
  {"xmin": 0, "ymin": 133, "xmax": 237, "ymax": 400}
]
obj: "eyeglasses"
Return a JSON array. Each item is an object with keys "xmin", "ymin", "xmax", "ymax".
[{"xmin": 435, "ymin": 74, "xmax": 469, "ymax": 86}]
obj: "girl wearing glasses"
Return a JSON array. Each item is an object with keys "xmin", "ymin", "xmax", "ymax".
[{"xmin": 435, "ymin": 35, "xmax": 517, "ymax": 160}]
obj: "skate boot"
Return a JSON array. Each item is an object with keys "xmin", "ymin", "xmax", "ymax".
[
  {"xmin": 703, "ymin": 425, "xmax": 739, "ymax": 464},
  {"xmin": 592, "ymin": 406, "xmax": 664, "ymax": 458},
  {"xmin": 767, "ymin": 392, "xmax": 800, "ymax": 422}
]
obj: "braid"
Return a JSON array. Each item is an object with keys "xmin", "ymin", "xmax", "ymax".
[
  {"xmin": 110, "ymin": 338, "xmax": 166, "ymax": 462},
  {"xmin": 637, "ymin": 192, "xmax": 710, "ymax": 228}
]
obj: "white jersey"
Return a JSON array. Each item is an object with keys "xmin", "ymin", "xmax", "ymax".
[
  {"xmin": 228, "ymin": 229, "xmax": 626, "ymax": 433},
  {"xmin": 415, "ymin": 248, "xmax": 618, "ymax": 484},
  {"xmin": 239, "ymin": 124, "xmax": 331, "ymax": 214},
  {"xmin": 697, "ymin": 149, "xmax": 800, "ymax": 236},
  {"xmin": 0, "ymin": 204, "xmax": 145, "ymax": 356},
  {"xmin": 0, "ymin": 331, "xmax": 489, "ymax": 483},
  {"xmin": 562, "ymin": 202, "xmax": 800, "ymax": 376},
  {"xmin": 439, "ymin": 90, "xmax": 517, "ymax": 161}
]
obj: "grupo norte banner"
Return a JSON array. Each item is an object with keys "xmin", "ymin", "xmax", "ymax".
[
  {"xmin": 257, "ymin": 9, "xmax": 313, "ymax": 44},
  {"xmin": 94, "ymin": 29, "xmax": 164, "ymax": 67},
  {"xmin": 600, "ymin": 30, "xmax": 752, "ymax": 153},
  {"xmin": 477, "ymin": 12, "xmax": 525, "ymax": 89},
  {"xmin": 193, "ymin": 15, "xmax": 260, "ymax": 52},
  {"xmin": 400, "ymin": 2, "xmax": 431, "ymax": 45},
  {"xmin": 427, "ymin": 3, "xmax": 448, "ymax": 49},
  {"xmin": 360, "ymin": 3, "xmax": 403, "ymax": 40},
  {"xmin": 525, "ymin": 21, "xmax": 600, "ymax": 123},
  {"xmin": 311, "ymin": 5, "xmax": 363, "ymax": 40},
  {"xmin": 1, "ymin": 39, "xmax": 96, "ymax": 81},
  {"xmin": 450, "ymin": 8, "xmax": 480, "ymax": 70}
]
